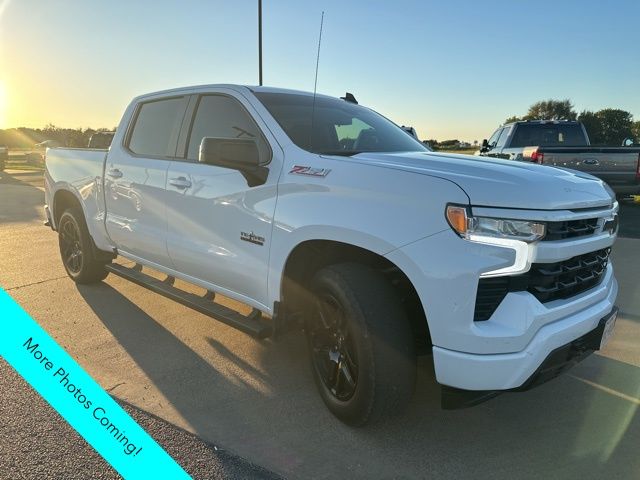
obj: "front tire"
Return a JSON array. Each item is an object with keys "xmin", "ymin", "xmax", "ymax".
[
  {"xmin": 58, "ymin": 207, "xmax": 109, "ymax": 284},
  {"xmin": 305, "ymin": 263, "xmax": 416, "ymax": 426}
]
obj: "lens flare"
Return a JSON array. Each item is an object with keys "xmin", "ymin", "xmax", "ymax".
[{"xmin": 0, "ymin": 82, "xmax": 6, "ymax": 128}]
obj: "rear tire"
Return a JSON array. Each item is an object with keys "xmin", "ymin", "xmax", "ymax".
[
  {"xmin": 305, "ymin": 263, "xmax": 416, "ymax": 426},
  {"xmin": 58, "ymin": 207, "xmax": 110, "ymax": 284}
]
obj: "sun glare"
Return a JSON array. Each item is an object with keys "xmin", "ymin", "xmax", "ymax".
[{"xmin": 0, "ymin": 82, "xmax": 6, "ymax": 128}]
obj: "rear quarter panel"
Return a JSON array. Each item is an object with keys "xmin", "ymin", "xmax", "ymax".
[{"xmin": 45, "ymin": 147, "xmax": 113, "ymax": 251}]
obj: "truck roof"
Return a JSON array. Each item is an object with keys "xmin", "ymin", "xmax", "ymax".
[
  {"xmin": 133, "ymin": 84, "xmax": 335, "ymax": 103},
  {"xmin": 504, "ymin": 120, "xmax": 580, "ymax": 127}
]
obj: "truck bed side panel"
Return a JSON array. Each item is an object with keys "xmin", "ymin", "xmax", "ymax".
[
  {"xmin": 44, "ymin": 148, "xmax": 114, "ymax": 251},
  {"xmin": 539, "ymin": 148, "xmax": 640, "ymax": 192}
]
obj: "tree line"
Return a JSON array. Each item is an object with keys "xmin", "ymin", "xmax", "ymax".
[
  {"xmin": 3, "ymin": 100, "xmax": 639, "ymax": 150},
  {"xmin": 504, "ymin": 99, "xmax": 640, "ymax": 146},
  {"xmin": 426, "ymin": 100, "xmax": 639, "ymax": 150},
  {"xmin": 0, "ymin": 124, "xmax": 115, "ymax": 149}
]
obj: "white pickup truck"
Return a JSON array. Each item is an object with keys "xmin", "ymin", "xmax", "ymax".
[{"xmin": 45, "ymin": 85, "xmax": 619, "ymax": 425}]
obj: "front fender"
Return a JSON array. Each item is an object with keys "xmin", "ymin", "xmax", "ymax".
[{"xmin": 267, "ymin": 161, "xmax": 470, "ymax": 307}]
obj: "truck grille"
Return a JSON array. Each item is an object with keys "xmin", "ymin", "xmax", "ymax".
[
  {"xmin": 543, "ymin": 218, "xmax": 599, "ymax": 241},
  {"xmin": 474, "ymin": 248, "xmax": 611, "ymax": 321}
]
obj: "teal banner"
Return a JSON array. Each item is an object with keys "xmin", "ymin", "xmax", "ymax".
[{"xmin": 0, "ymin": 288, "xmax": 191, "ymax": 479}]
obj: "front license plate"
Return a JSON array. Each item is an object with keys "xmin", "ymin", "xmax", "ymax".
[{"xmin": 600, "ymin": 309, "xmax": 618, "ymax": 350}]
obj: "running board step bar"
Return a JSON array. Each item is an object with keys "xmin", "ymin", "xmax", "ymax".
[{"xmin": 105, "ymin": 263, "xmax": 272, "ymax": 339}]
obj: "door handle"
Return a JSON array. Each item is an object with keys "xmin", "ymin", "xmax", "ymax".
[
  {"xmin": 169, "ymin": 176, "xmax": 192, "ymax": 189},
  {"xmin": 106, "ymin": 168, "xmax": 123, "ymax": 178},
  {"xmin": 583, "ymin": 158, "xmax": 599, "ymax": 166}
]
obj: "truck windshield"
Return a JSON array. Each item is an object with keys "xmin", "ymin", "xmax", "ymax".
[
  {"xmin": 510, "ymin": 123, "xmax": 588, "ymax": 148},
  {"xmin": 254, "ymin": 92, "xmax": 427, "ymax": 156}
]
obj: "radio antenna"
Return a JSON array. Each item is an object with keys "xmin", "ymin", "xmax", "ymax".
[{"xmin": 309, "ymin": 11, "xmax": 324, "ymax": 151}]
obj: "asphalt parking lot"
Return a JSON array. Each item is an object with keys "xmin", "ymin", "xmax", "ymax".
[{"xmin": 1, "ymin": 168, "xmax": 640, "ymax": 479}]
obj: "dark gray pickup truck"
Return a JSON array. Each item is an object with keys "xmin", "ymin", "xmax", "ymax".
[{"xmin": 479, "ymin": 120, "xmax": 640, "ymax": 197}]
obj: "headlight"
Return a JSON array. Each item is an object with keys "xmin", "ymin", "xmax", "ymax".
[{"xmin": 446, "ymin": 205, "xmax": 546, "ymax": 242}]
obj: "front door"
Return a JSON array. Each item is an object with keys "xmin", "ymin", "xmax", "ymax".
[
  {"xmin": 105, "ymin": 95, "xmax": 189, "ymax": 267},
  {"xmin": 165, "ymin": 92, "xmax": 281, "ymax": 308}
]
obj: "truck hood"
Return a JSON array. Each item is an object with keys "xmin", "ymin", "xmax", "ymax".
[{"xmin": 347, "ymin": 151, "xmax": 614, "ymax": 210}]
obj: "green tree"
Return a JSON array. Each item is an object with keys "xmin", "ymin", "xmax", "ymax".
[
  {"xmin": 439, "ymin": 139, "xmax": 460, "ymax": 148},
  {"xmin": 523, "ymin": 99, "xmax": 577, "ymax": 121},
  {"xmin": 631, "ymin": 121, "xmax": 640, "ymax": 142},
  {"xmin": 577, "ymin": 110, "xmax": 603, "ymax": 144},
  {"xmin": 424, "ymin": 139, "xmax": 439, "ymax": 150},
  {"xmin": 595, "ymin": 109, "xmax": 633, "ymax": 145},
  {"xmin": 504, "ymin": 99, "xmax": 576, "ymax": 124}
]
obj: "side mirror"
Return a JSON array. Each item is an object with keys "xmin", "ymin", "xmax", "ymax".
[
  {"xmin": 401, "ymin": 126, "xmax": 418, "ymax": 139},
  {"xmin": 199, "ymin": 137, "xmax": 268, "ymax": 187},
  {"xmin": 481, "ymin": 139, "xmax": 489, "ymax": 148},
  {"xmin": 622, "ymin": 137, "xmax": 634, "ymax": 147}
]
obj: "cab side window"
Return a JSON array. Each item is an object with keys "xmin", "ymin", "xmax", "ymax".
[
  {"xmin": 186, "ymin": 95, "xmax": 271, "ymax": 163},
  {"xmin": 495, "ymin": 126, "xmax": 511, "ymax": 149},
  {"xmin": 127, "ymin": 97, "xmax": 188, "ymax": 157},
  {"xmin": 487, "ymin": 128, "xmax": 502, "ymax": 148}
]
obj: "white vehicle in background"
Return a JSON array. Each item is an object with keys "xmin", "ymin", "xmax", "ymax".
[{"xmin": 44, "ymin": 84, "xmax": 619, "ymax": 425}]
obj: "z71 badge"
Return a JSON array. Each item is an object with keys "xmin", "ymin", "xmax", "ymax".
[{"xmin": 289, "ymin": 165, "xmax": 331, "ymax": 177}]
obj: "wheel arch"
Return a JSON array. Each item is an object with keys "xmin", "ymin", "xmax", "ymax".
[
  {"xmin": 52, "ymin": 188, "xmax": 84, "ymax": 229},
  {"xmin": 52, "ymin": 187, "xmax": 115, "ymax": 261},
  {"xmin": 279, "ymin": 239, "xmax": 432, "ymax": 353}
]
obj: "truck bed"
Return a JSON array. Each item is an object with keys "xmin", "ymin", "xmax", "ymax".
[
  {"xmin": 44, "ymin": 147, "xmax": 110, "ymax": 249},
  {"xmin": 523, "ymin": 146, "xmax": 640, "ymax": 195}
]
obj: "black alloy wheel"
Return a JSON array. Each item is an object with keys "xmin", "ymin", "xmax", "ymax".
[
  {"xmin": 59, "ymin": 214, "xmax": 84, "ymax": 275},
  {"xmin": 305, "ymin": 263, "xmax": 416, "ymax": 426},
  {"xmin": 308, "ymin": 292, "xmax": 359, "ymax": 401},
  {"xmin": 57, "ymin": 208, "xmax": 110, "ymax": 283}
]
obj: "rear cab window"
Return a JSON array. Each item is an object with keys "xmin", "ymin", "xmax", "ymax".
[{"xmin": 510, "ymin": 123, "xmax": 588, "ymax": 147}]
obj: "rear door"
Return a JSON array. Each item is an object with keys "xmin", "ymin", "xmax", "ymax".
[
  {"xmin": 104, "ymin": 95, "xmax": 189, "ymax": 267},
  {"xmin": 165, "ymin": 90, "xmax": 282, "ymax": 308}
]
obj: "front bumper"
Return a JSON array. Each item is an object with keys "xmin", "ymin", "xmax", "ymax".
[
  {"xmin": 432, "ymin": 269, "xmax": 617, "ymax": 391},
  {"xmin": 385, "ymin": 203, "xmax": 619, "ymax": 397},
  {"xmin": 441, "ymin": 307, "xmax": 618, "ymax": 408}
]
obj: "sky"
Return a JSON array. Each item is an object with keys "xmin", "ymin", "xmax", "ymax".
[{"xmin": 0, "ymin": 0, "xmax": 638, "ymax": 141}]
